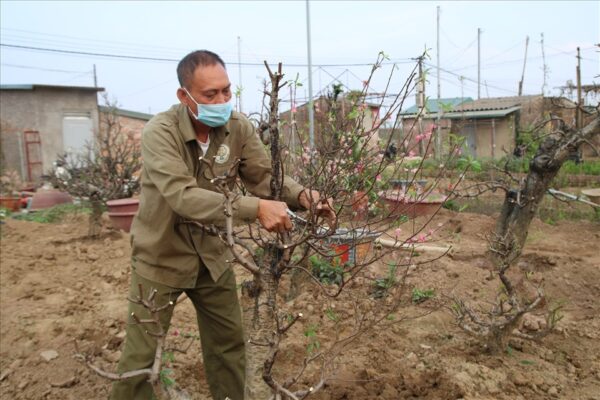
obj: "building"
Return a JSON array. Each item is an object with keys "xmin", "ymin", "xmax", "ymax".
[
  {"xmin": 0, "ymin": 84, "xmax": 104, "ymax": 183},
  {"xmin": 279, "ymin": 94, "xmax": 381, "ymax": 155},
  {"xmin": 98, "ymin": 105, "xmax": 153, "ymax": 146},
  {"xmin": 397, "ymin": 97, "xmax": 473, "ymax": 157},
  {"xmin": 398, "ymin": 95, "xmax": 587, "ymax": 159}
]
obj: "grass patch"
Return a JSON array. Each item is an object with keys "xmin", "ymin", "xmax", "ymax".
[
  {"xmin": 12, "ymin": 203, "xmax": 92, "ymax": 224},
  {"xmin": 412, "ymin": 288, "xmax": 435, "ymax": 304}
]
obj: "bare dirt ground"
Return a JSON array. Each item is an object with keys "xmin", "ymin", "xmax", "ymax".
[{"xmin": 1, "ymin": 207, "xmax": 599, "ymax": 400}]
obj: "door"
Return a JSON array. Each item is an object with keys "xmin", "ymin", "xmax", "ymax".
[
  {"xmin": 62, "ymin": 114, "xmax": 93, "ymax": 163},
  {"xmin": 461, "ymin": 122, "xmax": 477, "ymax": 157}
]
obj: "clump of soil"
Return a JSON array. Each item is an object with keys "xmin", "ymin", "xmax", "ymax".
[{"xmin": 1, "ymin": 209, "xmax": 599, "ymax": 399}]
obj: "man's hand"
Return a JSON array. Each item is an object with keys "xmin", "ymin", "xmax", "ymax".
[
  {"xmin": 257, "ymin": 199, "xmax": 293, "ymax": 233},
  {"xmin": 298, "ymin": 189, "xmax": 337, "ymax": 227}
]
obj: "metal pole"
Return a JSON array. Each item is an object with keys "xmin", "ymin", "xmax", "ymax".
[
  {"xmin": 305, "ymin": 0, "xmax": 315, "ymax": 150},
  {"xmin": 491, "ymin": 118, "xmax": 496, "ymax": 159},
  {"xmin": 237, "ymin": 36, "xmax": 243, "ymax": 113},
  {"xmin": 576, "ymin": 47, "xmax": 582, "ymax": 129},
  {"xmin": 540, "ymin": 33, "xmax": 547, "ymax": 95},
  {"xmin": 477, "ymin": 28, "xmax": 481, "ymax": 99},
  {"xmin": 417, "ymin": 57, "xmax": 425, "ymax": 156},
  {"xmin": 518, "ymin": 36, "xmax": 529, "ymax": 96},
  {"xmin": 93, "ymin": 64, "xmax": 97, "ymax": 87},
  {"xmin": 436, "ymin": 6, "xmax": 442, "ymax": 158}
]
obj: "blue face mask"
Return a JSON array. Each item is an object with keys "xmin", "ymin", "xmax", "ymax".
[{"xmin": 183, "ymin": 88, "xmax": 232, "ymax": 127}]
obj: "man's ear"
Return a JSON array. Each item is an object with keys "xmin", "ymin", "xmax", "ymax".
[{"xmin": 176, "ymin": 87, "xmax": 188, "ymax": 104}]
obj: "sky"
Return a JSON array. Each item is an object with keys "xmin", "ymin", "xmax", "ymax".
[{"xmin": 0, "ymin": 0, "xmax": 598, "ymax": 118}]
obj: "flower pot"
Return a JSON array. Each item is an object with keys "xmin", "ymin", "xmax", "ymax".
[
  {"xmin": 323, "ymin": 227, "xmax": 380, "ymax": 264},
  {"xmin": 107, "ymin": 211, "xmax": 137, "ymax": 233},
  {"xmin": 381, "ymin": 190, "xmax": 445, "ymax": 219},
  {"xmin": 106, "ymin": 198, "xmax": 140, "ymax": 213},
  {"xmin": 106, "ymin": 198, "xmax": 139, "ymax": 232},
  {"xmin": 582, "ymin": 188, "xmax": 600, "ymax": 205},
  {"xmin": 0, "ymin": 196, "xmax": 21, "ymax": 211},
  {"xmin": 29, "ymin": 189, "xmax": 72, "ymax": 211}
]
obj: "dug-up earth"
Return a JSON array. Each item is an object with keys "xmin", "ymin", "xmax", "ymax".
[{"xmin": 0, "ymin": 209, "xmax": 599, "ymax": 400}]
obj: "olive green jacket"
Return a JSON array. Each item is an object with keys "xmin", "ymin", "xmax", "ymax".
[{"xmin": 130, "ymin": 104, "xmax": 304, "ymax": 288}]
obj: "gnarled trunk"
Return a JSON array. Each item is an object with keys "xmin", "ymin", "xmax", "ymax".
[{"xmin": 244, "ymin": 244, "xmax": 279, "ymax": 400}]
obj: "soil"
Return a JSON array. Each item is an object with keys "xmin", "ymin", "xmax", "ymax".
[{"xmin": 1, "ymin": 208, "xmax": 599, "ymax": 400}]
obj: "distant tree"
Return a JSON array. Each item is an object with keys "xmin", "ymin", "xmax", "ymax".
[
  {"xmin": 51, "ymin": 94, "xmax": 142, "ymax": 236},
  {"xmin": 451, "ymin": 113, "xmax": 600, "ymax": 353}
]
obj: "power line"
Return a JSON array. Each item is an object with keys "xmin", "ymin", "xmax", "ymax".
[
  {"xmin": 0, "ymin": 62, "xmax": 90, "ymax": 74},
  {"xmin": 0, "ymin": 43, "xmax": 415, "ymax": 68},
  {"xmin": 424, "ymin": 61, "xmax": 518, "ymax": 95}
]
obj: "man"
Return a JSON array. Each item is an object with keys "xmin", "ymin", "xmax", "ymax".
[{"xmin": 110, "ymin": 50, "xmax": 332, "ymax": 400}]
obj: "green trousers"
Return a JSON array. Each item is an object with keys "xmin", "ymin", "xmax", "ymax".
[{"xmin": 109, "ymin": 265, "xmax": 245, "ymax": 400}]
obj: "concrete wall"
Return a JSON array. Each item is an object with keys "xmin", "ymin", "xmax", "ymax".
[
  {"xmin": 452, "ymin": 115, "xmax": 516, "ymax": 159},
  {"xmin": 99, "ymin": 112, "xmax": 147, "ymax": 146},
  {"xmin": 473, "ymin": 117, "xmax": 514, "ymax": 158},
  {"xmin": 280, "ymin": 98, "xmax": 380, "ymax": 154},
  {"xmin": 399, "ymin": 117, "xmax": 452, "ymax": 157},
  {"xmin": 0, "ymin": 87, "xmax": 100, "ymax": 182}
]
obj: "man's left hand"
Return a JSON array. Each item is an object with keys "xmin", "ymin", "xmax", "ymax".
[{"xmin": 298, "ymin": 189, "xmax": 336, "ymax": 227}]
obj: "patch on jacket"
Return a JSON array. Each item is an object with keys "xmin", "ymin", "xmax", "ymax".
[{"xmin": 215, "ymin": 144, "xmax": 230, "ymax": 164}]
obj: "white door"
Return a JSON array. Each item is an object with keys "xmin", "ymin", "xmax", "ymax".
[{"xmin": 62, "ymin": 114, "xmax": 93, "ymax": 162}]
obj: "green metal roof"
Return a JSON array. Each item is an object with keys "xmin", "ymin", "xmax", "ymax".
[
  {"xmin": 399, "ymin": 97, "xmax": 473, "ymax": 115},
  {"xmin": 98, "ymin": 105, "xmax": 153, "ymax": 121}
]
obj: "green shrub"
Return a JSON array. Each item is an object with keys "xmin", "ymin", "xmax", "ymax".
[
  {"xmin": 560, "ymin": 160, "xmax": 600, "ymax": 176},
  {"xmin": 309, "ymin": 254, "xmax": 344, "ymax": 285}
]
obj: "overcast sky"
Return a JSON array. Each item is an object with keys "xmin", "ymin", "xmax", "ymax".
[{"xmin": 1, "ymin": 1, "xmax": 598, "ymax": 117}]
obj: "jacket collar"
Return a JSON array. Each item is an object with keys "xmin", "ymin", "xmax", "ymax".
[{"xmin": 177, "ymin": 103, "xmax": 231, "ymax": 143}]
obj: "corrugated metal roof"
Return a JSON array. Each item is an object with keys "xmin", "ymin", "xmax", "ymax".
[
  {"xmin": 444, "ymin": 106, "xmax": 521, "ymax": 119},
  {"xmin": 453, "ymin": 95, "xmax": 539, "ymax": 112},
  {"xmin": 0, "ymin": 84, "xmax": 105, "ymax": 92},
  {"xmin": 98, "ymin": 105, "xmax": 153, "ymax": 121},
  {"xmin": 400, "ymin": 97, "xmax": 472, "ymax": 115}
]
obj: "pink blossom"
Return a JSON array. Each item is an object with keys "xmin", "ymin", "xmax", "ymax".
[
  {"xmin": 394, "ymin": 228, "xmax": 402, "ymax": 237},
  {"xmin": 408, "ymin": 150, "xmax": 416, "ymax": 157},
  {"xmin": 376, "ymin": 174, "xmax": 382, "ymax": 182},
  {"xmin": 417, "ymin": 234, "xmax": 427, "ymax": 243},
  {"xmin": 172, "ymin": 329, "xmax": 180, "ymax": 337}
]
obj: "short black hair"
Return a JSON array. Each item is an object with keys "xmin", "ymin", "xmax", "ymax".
[{"xmin": 177, "ymin": 50, "xmax": 226, "ymax": 88}]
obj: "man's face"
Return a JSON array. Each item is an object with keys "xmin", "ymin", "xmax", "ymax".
[{"xmin": 180, "ymin": 63, "xmax": 232, "ymax": 115}]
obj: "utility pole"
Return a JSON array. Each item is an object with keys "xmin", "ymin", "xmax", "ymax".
[
  {"xmin": 417, "ymin": 56, "xmax": 426, "ymax": 156},
  {"xmin": 305, "ymin": 0, "xmax": 315, "ymax": 150},
  {"xmin": 436, "ymin": 5, "xmax": 442, "ymax": 159},
  {"xmin": 576, "ymin": 46, "xmax": 582, "ymax": 129},
  {"xmin": 237, "ymin": 36, "xmax": 243, "ymax": 113},
  {"xmin": 540, "ymin": 33, "xmax": 548, "ymax": 95},
  {"xmin": 477, "ymin": 28, "xmax": 481, "ymax": 99},
  {"xmin": 518, "ymin": 35, "xmax": 529, "ymax": 96},
  {"xmin": 93, "ymin": 64, "xmax": 97, "ymax": 87}
]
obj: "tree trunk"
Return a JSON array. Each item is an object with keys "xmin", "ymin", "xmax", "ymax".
[
  {"xmin": 88, "ymin": 196, "xmax": 103, "ymax": 237},
  {"xmin": 487, "ymin": 117, "xmax": 599, "ymax": 352},
  {"xmin": 244, "ymin": 244, "xmax": 279, "ymax": 400},
  {"xmin": 492, "ymin": 118, "xmax": 599, "ymax": 263}
]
